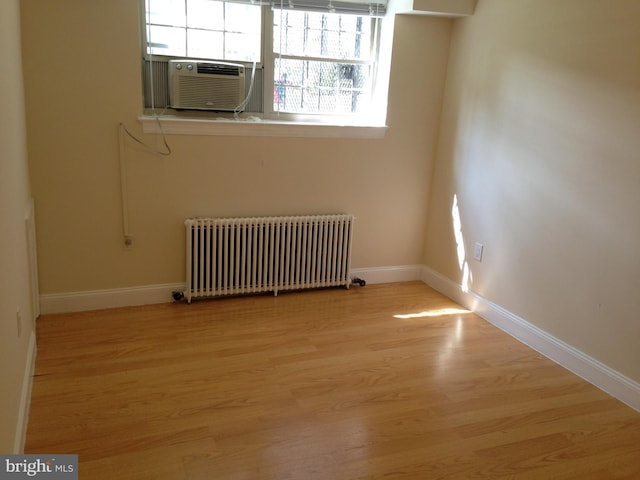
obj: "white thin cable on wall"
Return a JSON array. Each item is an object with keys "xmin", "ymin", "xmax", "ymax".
[
  {"xmin": 118, "ymin": 124, "xmax": 132, "ymax": 246},
  {"xmin": 234, "ymin": 61, "xmax": 258, "ymax": 118},
  {"xmin": 117, "ymin": 3, "xmax": 172, "ymax": 247},
  {"xmin": 117, "ymin": 122, "xmax": 172, "ymax": 247}
]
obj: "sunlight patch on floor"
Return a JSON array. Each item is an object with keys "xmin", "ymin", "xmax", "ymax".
[{"xmin": 393, "ymin": 307, "xmax": 470, "ymax": 319}]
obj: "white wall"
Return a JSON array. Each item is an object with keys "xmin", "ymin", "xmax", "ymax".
[
  {"xmin": 425, "ymin": 0, "xmax": 640, "ymax": 383},
  {"xmin": 0, "ymin": 0, "xmax": 37, "ymax": 453},
  {"xmin": 21, "ymin": 1, "xmax": 452, "ymax": 298}
]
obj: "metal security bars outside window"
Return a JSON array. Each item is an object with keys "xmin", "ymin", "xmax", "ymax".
[{"xmin": 273, "ymin": 10, "xmax": 375, "ymax": 115}]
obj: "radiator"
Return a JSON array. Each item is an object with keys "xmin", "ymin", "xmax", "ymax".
[{"xmin": 184, "ymin": 214, "xmax": 354, "ymax": 302}]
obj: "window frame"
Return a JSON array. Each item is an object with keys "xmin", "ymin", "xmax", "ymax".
[
  {"xmin": 267, "ymin": 7, "xmax": 380, "ymax": 118},
  {"xmin": 139, "ymin": 0, "xmax": 390, "ymax": 133}
]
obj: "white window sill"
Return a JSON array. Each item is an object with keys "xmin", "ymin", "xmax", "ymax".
[{"xmin": 139, "ymin": 114, "xmax": 388, "ymax": 139}]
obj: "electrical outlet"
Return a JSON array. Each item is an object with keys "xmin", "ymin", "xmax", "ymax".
[
  {"xmin": 474, "ymin": 242, "xmax": 484, "ymax": 262},
  {"xmin": 16, "ymin": 307, "xmax": 22, "ymax": 337}
]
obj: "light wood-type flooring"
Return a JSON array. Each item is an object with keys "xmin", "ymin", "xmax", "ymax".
[{"xmin": 26, "ymin": 282, "xmax": 640, "ymax": 479}]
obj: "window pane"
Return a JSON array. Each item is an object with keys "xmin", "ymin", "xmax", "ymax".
[
  {"xmin": 274, "ymin": 58, "xmax": 370, "ymax": 114},
  {"xmin": 273, "ymin": 10, "xmax": 305, "ymax": 56},
  {"xmin": 225, "ymin": 3, "xmax": 261, "ymax": 61},
  {"xmin": 226, "ymin": 32, "xmax": 261, "ymax": 62},
  {"xmin": 147, "ymin": 25, "xmax": 186, "ymax": 56},
  {"xmin": 147, "ymin": 0, "xmax": 186, "ymax": 27},
  {"xmin": 225, "ymin": 3, "xmax": 261, "ymax": 33},
  {"xmin": 187, "ymin": 29, "xmax": 223, "ymax": 59},
  {"xmin": 187, "ymin": 0, "xmax": 223, "ymax": 30},
  {"xmin": 273, "ymin": 10, "xmax": 371, "ymax": 61}
]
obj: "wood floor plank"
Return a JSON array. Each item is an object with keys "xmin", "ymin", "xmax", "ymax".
[{"xmin": 25, "ymin": 282, "xmax": 640, "ymax": 479}]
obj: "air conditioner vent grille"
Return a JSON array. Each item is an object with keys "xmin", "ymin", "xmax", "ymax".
[
  {"xmin": 197, "ymin": 63, "xmax": 240, "ymax": 76},
  {"xmin": 177, "ymin": 76, "xmax": 242, "ymax": 110}
]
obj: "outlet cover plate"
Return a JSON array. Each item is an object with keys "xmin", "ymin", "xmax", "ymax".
[{"xmin": 474, "ymin": 242, "xmax": 484, "ymax": 261}]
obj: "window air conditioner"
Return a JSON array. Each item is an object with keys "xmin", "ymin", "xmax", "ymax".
[{"xmin": 168, "ymin": 60, "xmax": 245, "ymax": 112}]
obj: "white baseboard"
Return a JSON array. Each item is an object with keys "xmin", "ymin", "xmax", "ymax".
[
  {"xmin": 40, "ymin": 283, "xmax": 185, "ymax": 314},
  {"xmin": 421, "ymin": 265, "xmax": 640, "ymax": 413},
  {"xmin": 39, "ymin": 266, "xmax": 422, "ymax": 315},
  {"xmin": 351, "ymin": 265, "xmax": 424, "ymax": 284},
  {"xmin": 14, "ymin": 330, "xmax": 37, "ymax": 454}
]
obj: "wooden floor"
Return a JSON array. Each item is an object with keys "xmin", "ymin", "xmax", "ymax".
[{"xmin": 26, "ymin": 282, "xmax": 640, "ymax": 479}]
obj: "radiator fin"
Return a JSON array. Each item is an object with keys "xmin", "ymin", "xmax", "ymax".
[{"xmin": 185, "ymin": 214, "xmax": 354, "ymax": 301}]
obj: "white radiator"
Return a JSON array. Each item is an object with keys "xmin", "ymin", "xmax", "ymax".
[{"xmin": 184, "ymin": 214, "xmax": 354, "ymax": 302}]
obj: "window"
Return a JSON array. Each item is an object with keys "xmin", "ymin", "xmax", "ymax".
[{"xmin": 142, "ymin": 0, "xmax": 388, "ymax": 124}]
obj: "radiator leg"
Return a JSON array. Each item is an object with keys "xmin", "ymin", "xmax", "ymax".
[{"xmin": 172, "ymin": 291, "xmax": 185, "ymax": 302}]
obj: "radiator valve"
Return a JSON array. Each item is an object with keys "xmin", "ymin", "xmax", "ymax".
[{"xmin": 351, "ymin": 277, "xmax": 366, "ymax": 287}]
